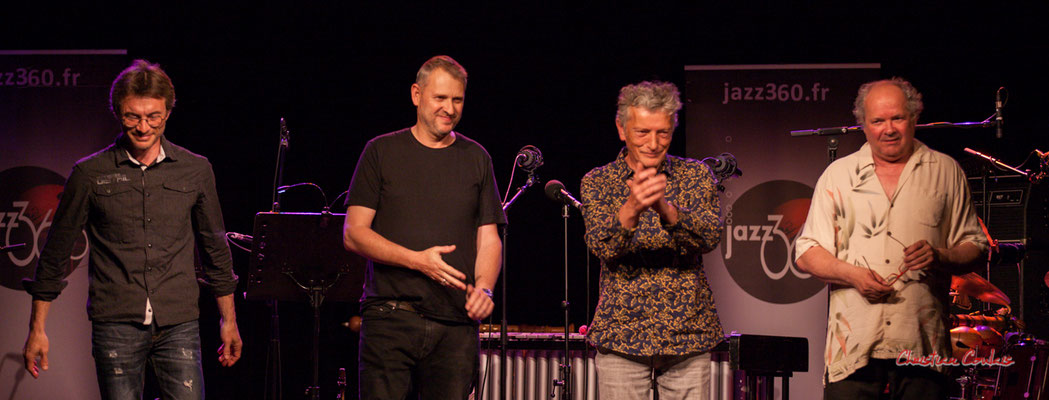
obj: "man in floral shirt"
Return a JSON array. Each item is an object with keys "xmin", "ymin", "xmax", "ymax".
[{"xmin": 582, "ymin": 81, "xmax": 724, "ymax": 399}]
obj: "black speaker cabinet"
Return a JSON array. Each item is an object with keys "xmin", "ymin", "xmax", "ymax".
[{"xmin": 967, "ymin": 174, "xmax": 1049, "ymax": 339}]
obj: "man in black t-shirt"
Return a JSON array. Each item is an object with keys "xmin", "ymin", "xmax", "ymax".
[{"xmin": 343, "ymin": 55, "xmax": 506, "ymax": 399}]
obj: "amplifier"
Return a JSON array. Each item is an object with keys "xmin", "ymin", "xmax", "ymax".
[
  {"xmin": 967, "ymin": 174, "xmax": 1049, "ymax": 245},
  {"xmin": 967, "ymin": 174, "xmax": 1049, "ymax": 339}
]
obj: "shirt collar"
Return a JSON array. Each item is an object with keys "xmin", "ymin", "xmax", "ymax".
[
  {"xmin": 613, "ymin": 147, "xmax": 674, "ymax": 181},
  {"xmin": 856, "ymin": 139, "xmax": 933, "ymax": 170},
  {"xmin": 114, "ymin": 134, "xmax": 176, "ymax": 167}
]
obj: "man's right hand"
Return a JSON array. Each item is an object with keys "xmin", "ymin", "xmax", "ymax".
[
  {"xmin": 619, "ymin": 167, "xmax": 667, "ymax": 229},
  {"xmin": 23, "ymin": 329, "xmax": 49, "ymax": 378},
  {"xmin": 848, "ymin": 266, "xmax": 894, "ymax": 303},
  {"xmin": 412, "ymin": 245, "xmax": 467, "ymax": 290}
]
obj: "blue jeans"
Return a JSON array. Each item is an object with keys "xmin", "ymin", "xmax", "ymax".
[
  {"xmin": 595, "ymin": 351, "xmax": 711, "ymax": 400},
  {"xmin": 92, "ymin": 320, "xmax": 204, "ymax": 400},
  {"xmin": 358, "ymin": 303, "xmax": 478, "ymax": 400}
]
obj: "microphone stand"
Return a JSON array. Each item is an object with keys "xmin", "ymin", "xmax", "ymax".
[
  {"xmin": 500, "ymin": 171, "xmax": 537, "ymax": 399},
  {"xmin": 503, "ymin": 173, "xmax": 537, "ymax": 212},
  {"xmin": 790, "ymin": 120, "xmax": 1000, "ymax": 165},
  {"xmin": 981, "ymin": 164, "xmax": 992, "ymax": 315},
  {"xmin": 963, "ymin": 148, "xmax": 1031, "ymax": 178},
  {"xmin": 266, "ymin": 118, "xmax": 289, "ymax": 400},
  {"xmin": 827, "ymin": 137, "xmax": 840, "ymax": 165},
  {"xmin": 789, "ymin": 120, "xmax": 998, "ymax": 138},
  {"xmin": 271, "ymin": 118, "xmax": 290, "ymax": 213},
  {"xmin": 553, "ymin": 203, "xmax": 573, "ymax": 400},
  {"xmin": 964, "ymin": 147, "xmax": 1031, "ymax": 318}
]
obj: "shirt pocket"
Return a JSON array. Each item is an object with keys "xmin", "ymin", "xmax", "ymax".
[
  {"xmin": 912, "ymin": 190, "xmax": 945, "ymax": 228},
  {"xmin": 161, "ymin": 181, "xmax": 198, "ymax": 207},
  {"xmin": 156, "ymin": 181, "xmax": 198, "ymax": 239},
  {"xmin": 92, "ymin": 184, "xmax": 137, "ymax": 243}
]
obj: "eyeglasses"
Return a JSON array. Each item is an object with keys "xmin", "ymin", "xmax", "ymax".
[
  {"xmin": 122, "ymin": 112, "xmax": 168, "ymax": 128},
  {"xmin": 862, "ymin": 234, "xmax": 917, "ymax": 286}
]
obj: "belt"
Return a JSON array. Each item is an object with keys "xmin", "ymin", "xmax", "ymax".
[{"xmin": 383, "ymin": 300, "xmax": 417, "ymax": 312}]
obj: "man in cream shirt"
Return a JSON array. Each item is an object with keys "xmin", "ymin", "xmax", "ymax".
[{"xmin": 795, "ymin": 78, "xmax": 987, "ymax": 399}]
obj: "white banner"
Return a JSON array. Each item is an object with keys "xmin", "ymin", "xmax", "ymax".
[
  {"xmin": 0, "ymin": 49, "xmax": 127, "ymax": 399},
  {"xmin": 685, "ymin": 64, "xmax": 879, "ymax": 399}
]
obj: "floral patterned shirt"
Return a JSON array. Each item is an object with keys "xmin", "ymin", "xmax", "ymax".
[
  {"xmin": 581, "ymin": 148, "xmax": 724, "ymax": 356},
  {"xmin": 795, "ymin": 141, "xmax": 988, "ymax": 383}
]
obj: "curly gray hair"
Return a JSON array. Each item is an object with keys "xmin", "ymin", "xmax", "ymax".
[
  {"xmin": 852, "ymin": 77, "xmax": 923, "ymax": 125},
  {"xmin": 616, "ymin": 81, "xmax": 681, "ymax": 127}
]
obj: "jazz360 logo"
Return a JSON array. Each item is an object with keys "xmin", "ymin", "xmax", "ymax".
[
  {"xmin": 721, "ymin": 180, "xmax": 824, "ymax": 304},
  {"xmin": 0, "ymin": 166, "xmax": 87, "ymax": 290}
]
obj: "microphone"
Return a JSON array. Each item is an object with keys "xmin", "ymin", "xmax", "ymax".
[
  {"xmin": 995, "ymin": 87, "xmax": 1004, "ymax": 139},
  {"xmin": 227, "ymin": 232, "xmax": 254, "ymax": 245},
  {"xmin": 544, "ymin": 180, "xmax": 582, "ymax": 210},
  {"xmin": 516, "ymin": 145, "xmax": 543, "ymax": 172},
  {"xmin": 704, "ymin": 152, "xmax": 743, "ymax": 182}
]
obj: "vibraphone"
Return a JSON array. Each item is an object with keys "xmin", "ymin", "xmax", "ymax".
[
  {"xmin": 475, "ymin": 332, "xmax": 808, "ymax": 400},
  {"xmin": 477, "ymin": 332, "xmax": 594, "ymax": 400}
]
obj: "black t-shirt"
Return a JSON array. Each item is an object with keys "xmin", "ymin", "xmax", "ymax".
[{"xmin": 346, "ymin": 128, "xmax": 506, "ymax": 322}]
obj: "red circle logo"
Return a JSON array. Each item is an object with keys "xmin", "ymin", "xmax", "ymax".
[{"xmin": 0, "ymin": 166, "xmax": 87, "ymax": 291}]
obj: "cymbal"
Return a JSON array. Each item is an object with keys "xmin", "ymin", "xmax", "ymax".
[
  {"xmin": 951, "ymin": 272, "xmax": 1010, "ymax": 306},
  {"xmin": 950, "ymin": 325, "xmax": 1004, "ymax": 360}
]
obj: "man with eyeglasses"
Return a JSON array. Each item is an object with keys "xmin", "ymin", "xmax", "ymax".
[
  {"xmin": 795, "ymin": 78, "xmax": 988, "ymax": 399},
  {"xmin": 23, "ymin": 59, "xmax": 242, "ymax": 399}
]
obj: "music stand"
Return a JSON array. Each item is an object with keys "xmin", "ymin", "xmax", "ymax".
[{"xmin": 247, "ymin": 212, "xmax": 366, "ymax": 400}]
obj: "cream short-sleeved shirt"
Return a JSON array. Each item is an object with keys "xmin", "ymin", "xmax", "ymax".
[{"xmin": 795, "ymin": 140, "xmax": 988, "ymax": 383}]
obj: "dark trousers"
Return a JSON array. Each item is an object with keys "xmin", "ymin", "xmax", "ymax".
[
  {"xmin": 358, "ymin": 303, "xmax": 478, "ymax": 400},
  {"xmin": 825, "ymin": 358, "xmax": 950, "ymax": 400}
]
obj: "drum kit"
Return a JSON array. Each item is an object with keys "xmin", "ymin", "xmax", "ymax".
[{"xmin": 949, "ymin": 230, "xmax": 1048, "ymax": 399}]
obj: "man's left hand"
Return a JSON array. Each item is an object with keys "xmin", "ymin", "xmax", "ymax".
[
  {"xmin": 903, "ymin": 240, "xmax": 940, "ymax": 272},
  {"xmin": 464, "ymin": 284, "xmax": 494, "ymax": 320},
  {"xmin": 217, "ymin": 320, "xmax": 242, "ymax": 367}
]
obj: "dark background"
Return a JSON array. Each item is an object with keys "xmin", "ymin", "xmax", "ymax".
[{"xmin": 4, "ymin": 3, "xmax": 1048, "ymax": 398}]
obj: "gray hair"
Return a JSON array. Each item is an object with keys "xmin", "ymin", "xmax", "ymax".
[
  {"xmin": 416, "ymin": 55, "xmax": 468, "ymax": 88},
  {"xmin": 852, "ymin": 77, "xmax": 923, "ymax": 125},
  {"xmin": 616, "ymin": 81, "xmax": 682, "ymax": 127}
]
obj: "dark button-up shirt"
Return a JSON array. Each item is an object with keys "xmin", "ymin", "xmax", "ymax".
[
  {"xmin": 582, "ymin": 148, "xmax": 724, "ymax": 356},
  {"xmin": 24, "ymin": 136, "xmax": 237, "ymax": 326}
]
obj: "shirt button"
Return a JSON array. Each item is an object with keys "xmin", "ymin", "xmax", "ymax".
[
  {"xmin": 150, "ymin": 289, "xmax": 156, "ymax": 294},
  {"xmin": 147, "ymin": 267, "xmax": 152, "ymax": 271},
  {"xmin": 146, "ymin": 217, "xmax": 152, "ymax": 223},
  {"xmin": 145, "ymin": 192, "xmax": 150, "ymax": 197},
  {"xmin": 147, "ymin": 243, "xmax": 153, "ymax": 248}
]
